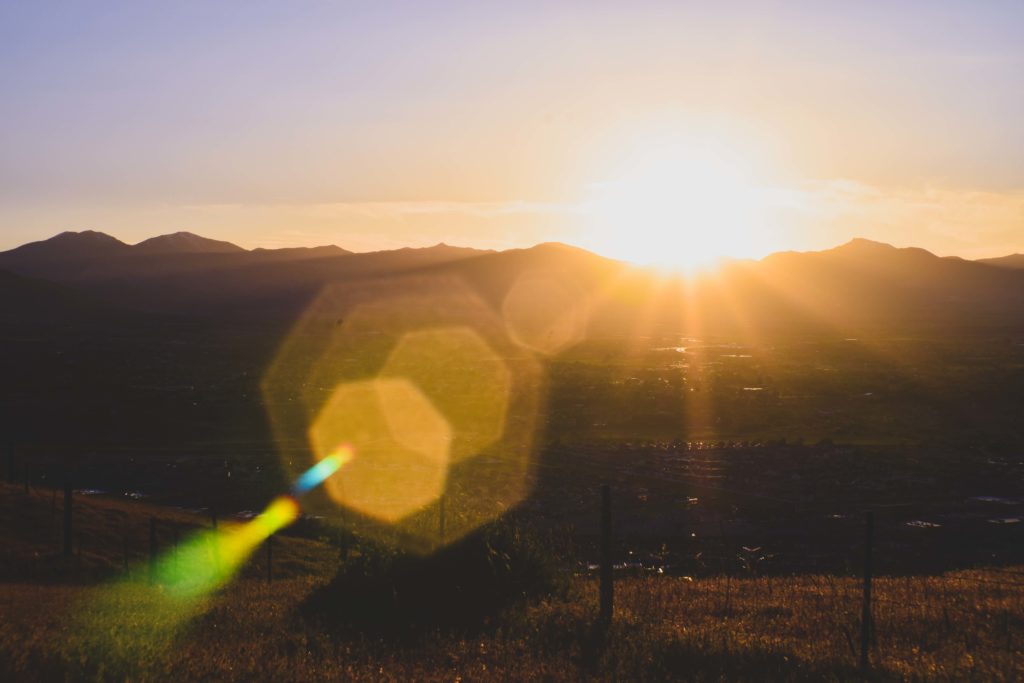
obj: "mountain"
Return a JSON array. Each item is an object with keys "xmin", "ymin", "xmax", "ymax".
[
  {"xmin": 8, "ymin": 230, "xmax": 130, "ymax": 257},
  {"xmin": 250, "ymin": 245, "xmax": 352, "ymax": 260},
  {"xmin": 2, "ymin": 231, "xmax": 1024, "ymax": 332},
  {"xmin": 0, "ymin": 230, "xmax": 130, "ymax": 275},
  {"xmin": 0, "ymin": 231, "xmax": 497, "ymax": 318},
  {"xmin": 977, "ymin": 254, "xmax": 1024, "ymax": 269},
  {"xmin": 710, "ymin": 238, "xmax": 1024, "ymax": 332},
  {"xmin": 133, "ymin": 231, "xmax": 245, "ymax": 254}
]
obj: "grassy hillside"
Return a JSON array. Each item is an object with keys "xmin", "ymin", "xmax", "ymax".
[
  {"xmin": 1, "ymin": 483, "xmax": 1022, "ymax": 681},
  {"xmin": 0, "ymin": 482, "xmax": 336, "ymax": 583}
]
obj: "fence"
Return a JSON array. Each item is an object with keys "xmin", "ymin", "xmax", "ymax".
[
  {"xmin": 586, "ymin": 482, "xmax": 1023, "ymax": 676},
  {"xmin": 0, "ymin": 469, "xmax": 281, "ymax": 585},
  {"xmin": 2, "ymin": 452, "xmax": 1022, "ymax": 677}
]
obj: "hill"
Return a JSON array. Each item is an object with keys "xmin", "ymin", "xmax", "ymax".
[
  {"xmin": 0, "ymin": 232, "xmax": 496, "ymax": 318},
  {"xmin": 133, "ymin": 231, "xmax": 246, "ymax": 254},
  {"xmin": 978, "ymin": 253, "xmax": 1024, "ymax": 269},
  {"xmin": 0, "ymin": 480, "xmax": 1020, "ymax": 682},
  {"xmin": 703, "ymin": 238, "xmax": 1024, "ymax": 332},
  {"xmin": 2, "ymin": 231, "xmax": 1024, "ymax": 332}
]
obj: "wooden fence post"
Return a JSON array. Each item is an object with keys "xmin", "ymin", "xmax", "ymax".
[
  {"xmin": 149, "ymin": 517, "xmax": 157, "ymax": 585},
  {"xmin": 600, "ymin": 484, "xmax": 614, "ymax": 628},
  {"xmin": 62, "ymin": 480, "xmax": 73, "ymax": 558},
  {"xmin": 266, "ymin": 533, "xmax": 273, "ymax": 584},
  {"xmin": 860, "ymin": 510, "xmax": 874, "ymax": 673}
]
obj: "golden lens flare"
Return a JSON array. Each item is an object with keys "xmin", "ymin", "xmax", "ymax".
[
  {"xmin": 262, "ymin": 276, "xmax": 545, "ymax": 551},
  {"xmin": 310, "ymin": 377, "xmax": 453, "ymax": 524},
  {"xmin": 380, "ymin": 327, "xmax": 511, "ymax": 462},
  {"xmin": 503, "ymin": 272, "xmax": 589, "ymax": 355}
]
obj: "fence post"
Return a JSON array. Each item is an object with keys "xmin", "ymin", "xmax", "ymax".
[
  {"xmin": 149, "ymin": 517, "xmax": 157, "ymax": 585},
  {"xmin": 438, "ymin": 494, "xmax": 446, "ymax": 543},
  {"xmin": 600, "ymin": 484, "xmax": 613, "ymax": 628},
  {"xmin": 860, "ymin": 510, "xmax": 874, "ymax": 673},
  {"xmin": 266, "ymin": 533, "xmax": 273, "ymax": 584},
  {"xmin": 63, "ymin": 480, "xmax": 73, "ymax": 558}
]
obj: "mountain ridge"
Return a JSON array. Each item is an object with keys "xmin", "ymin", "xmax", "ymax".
[
  {"xmin": 133, "ymin": 231, "xmax": 246, "ymax": 254},
  {"xmin": 977, "ymin": 253, "xmax": 1024, "ymax": 269},
  {"xmin": 9, "ymin": 229, "xmax": 1024, "ymax": 268},
  {"xmin": 2, "ymin": 230, "xmax": 1024, "ymax": 331}
]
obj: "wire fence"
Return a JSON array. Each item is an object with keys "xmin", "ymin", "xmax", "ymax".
[{"xmin": 3, "ymin": 451, "xmax": 1022, "ymax": 677}]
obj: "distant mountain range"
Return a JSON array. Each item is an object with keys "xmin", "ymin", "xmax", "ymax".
[
  {"xmin": 0, "ymin": 231, "xmax": 497, "ymax": 319},
  {"xmin": 2, "ymin": 231, "xmax": 1024, "ymax": 333},
  {"xmin": 976, "ymin": 253, "xmax": 1024, "ymax": 269}
]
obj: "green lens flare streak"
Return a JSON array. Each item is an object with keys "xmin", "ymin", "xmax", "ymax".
[
  {"xmin": 74, "ymin": 454, "xmax": 349, "ymax": 665},
  {"xmin": 154, "ymin": 496, "xmax": 300, "ymax": 599},
  {"xmin": 155, "ymin": 450, "xmax": 350, "ymax": 599}
]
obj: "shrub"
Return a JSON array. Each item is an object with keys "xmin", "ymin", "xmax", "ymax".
[{"xmin": 302, "ymin": 518, "xmax": 566, "ymax": 638}]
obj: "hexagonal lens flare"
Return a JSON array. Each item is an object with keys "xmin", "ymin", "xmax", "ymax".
[
  {"xmin": 380, "ymin": 327, "xmax": 510, "ymax": 464},
  {"xmin": 262, "ymin": 275, "xmax": 544, "ymax": 551},
  {"xmin": 309, "ymin": 377, "xmax": 452, "ymax": 524},
  {"xmin": 503, "ymin": 271, "xmax": 590, "ymax": 356}
]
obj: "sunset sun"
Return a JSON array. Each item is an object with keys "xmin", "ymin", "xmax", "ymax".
[{"xmin": 580, "ymin": 133, "xmax": 774, "ymax": 273}]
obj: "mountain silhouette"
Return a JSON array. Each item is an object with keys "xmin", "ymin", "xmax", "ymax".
[
  {"xmin": 977, "ymin": 253, "xmax": 1024, "ymax": 269},
  {"xmin": 133, "ymin": 231, "xmax": 245, "ymax": 254},
  {"xmin": 1, "ymin": 231, "xmax": 1023, "ymax": 331},
  {"xmin": 250, "ymin": 245, "xmax": 353, "ymax": 260}
]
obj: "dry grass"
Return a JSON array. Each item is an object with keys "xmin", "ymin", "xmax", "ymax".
[
  {"xmin": 1, "ymin": 483, "xmax": 1022, "ymax": 681},
  {"xmin": 0, "ymin": 570, "xmax": 1021, "ymax": 681},
  {"xmin": 0, "ymin": 482, "xmax": 337, "ymax": 582}
]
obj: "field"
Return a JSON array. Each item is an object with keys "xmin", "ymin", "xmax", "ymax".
[
  {"xmin": 1, "ymin": 482, "xmax": 1023, "ymax": 681},
  {"xmin": 2, "ymin": 321, "xmax": 1024, "ymax": 680}
]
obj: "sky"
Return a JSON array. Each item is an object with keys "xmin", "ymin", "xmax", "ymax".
[{"xmin": 1, "ymin": 1, "xmax": 1022, "ymax": 262}]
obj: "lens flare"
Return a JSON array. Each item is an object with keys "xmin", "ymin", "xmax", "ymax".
[
  {"xmin": 75, "ymin": 453, "xmax": 350, "ymax": 667},
  {"xmin": 292, "ymin": 445, "xmax": 352, "ymax": 496},
  {"xmin": 261, "ymin": 277, "xmax": 545, "ymax": 550},
  {"xmin": 310, "ymin": 377, "xmax": 453, "ymax": 524},
  {"xmin": 155, "ymin": 495, "xmax": 300, "ymax": 600},
  {"xmin": 142, "ymin": 453, "xmax": 349, "ymax": 600}
]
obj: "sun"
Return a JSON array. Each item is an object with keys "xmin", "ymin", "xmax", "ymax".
[{"xmin": 577, "ymin": 133, "xmax": 775, "ymax": 273}]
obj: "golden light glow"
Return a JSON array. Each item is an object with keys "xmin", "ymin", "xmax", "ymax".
[
  {"xmin": 262, "ymin": 277, "xmax": 545, "ymax": 552},
  {"xmin": 579, "ymin": 132, "xmax": 777, "ymax": 273},
  {"xmin": 310, "ymin": 377, "xmax": 453, "ymax": 524},
  {"xmin": 380, "ymin": 327, "xmax": 511, "ymax": 463},
  {"xmin": 503, "ymin": 272, "xmax": 590, "ymax": 356}
]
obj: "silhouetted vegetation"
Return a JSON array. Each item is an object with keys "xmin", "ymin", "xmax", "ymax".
[{"xmin": 303, "ymin": 519, "xmax": 567, "ymax": 638}]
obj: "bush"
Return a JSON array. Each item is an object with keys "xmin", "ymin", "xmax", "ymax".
[{"xmin": 302, "ymin": 518, "xmax": 566, "ymax": 638}]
